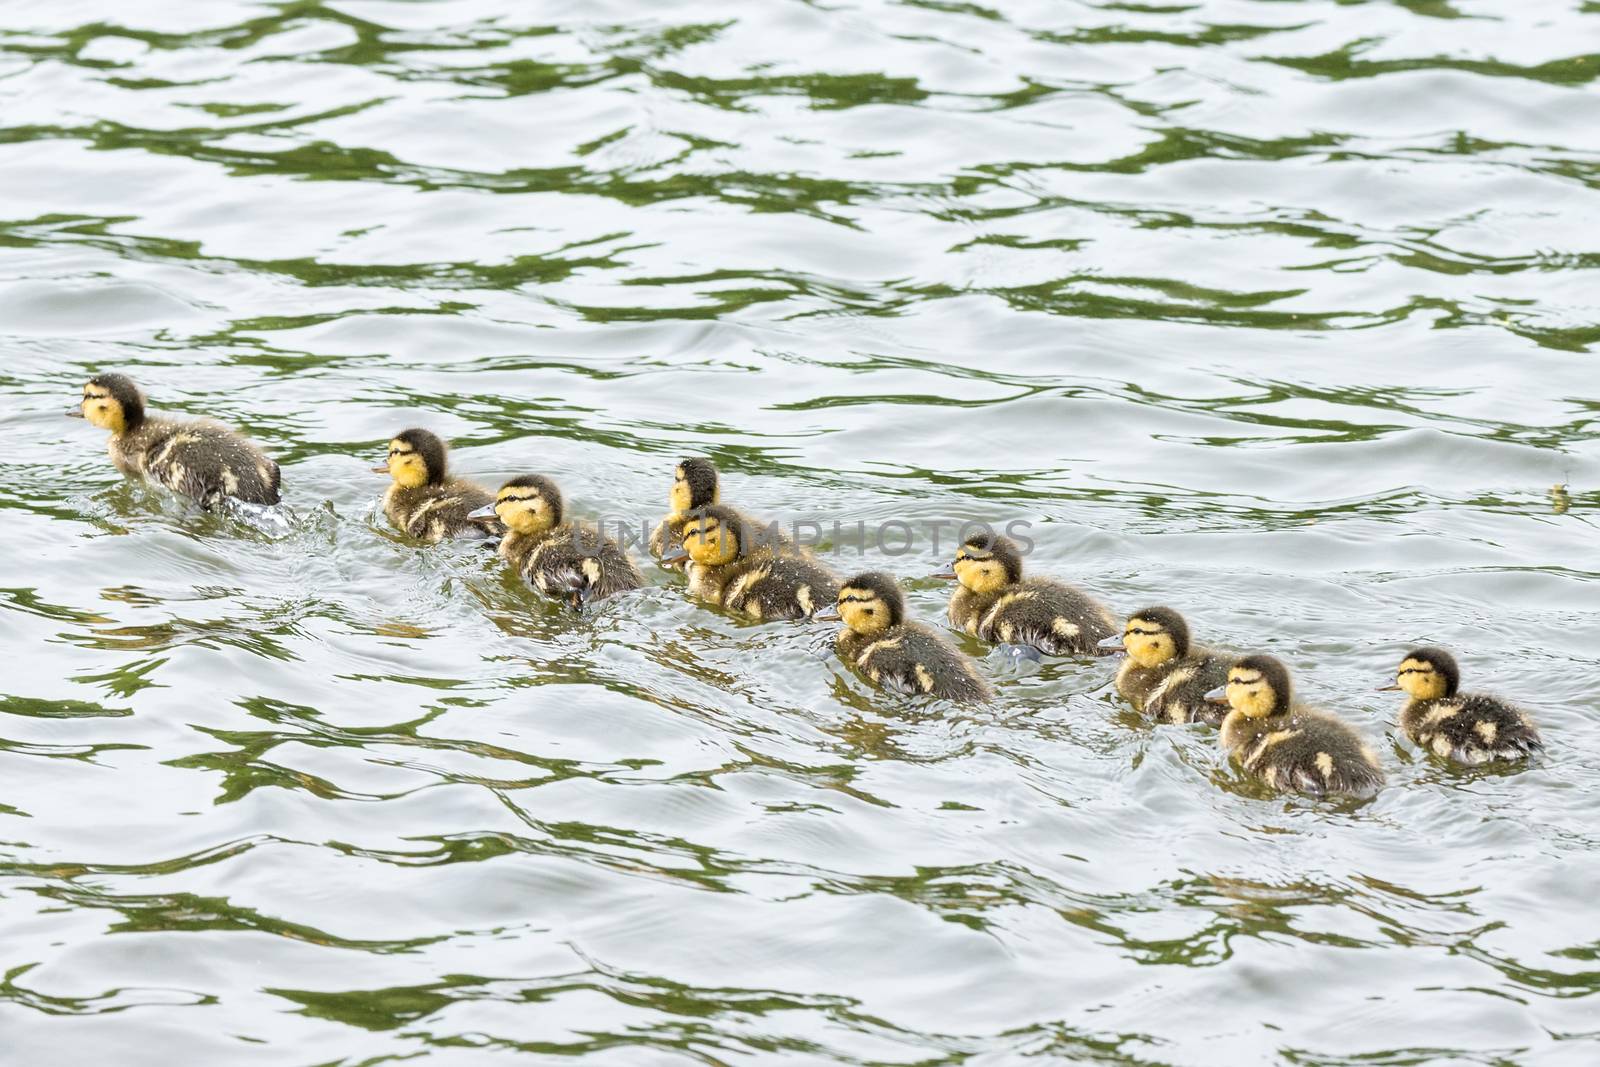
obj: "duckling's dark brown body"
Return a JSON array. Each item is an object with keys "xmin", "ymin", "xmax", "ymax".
[
  {"xmin": 385, "ymin": 480, "xmax": 496, "ymax": 542},
  {"xmin": 1222, "ymin": 707, "xmax": 1385, "ymax": 799},
  {"xmin": 1116, "ymin": 649, "xmax": 1231, "ymax": 725},
  {"xmin": 687, "ymin": 546, "xmax": 839, "ymax": 621},
  {"xmin": 1401, "ymin": 694, "xmax": 1543, "ymax": 765},
  {"xmin": 838, "ymin": 622, "xmax": 993, "ymax": 703},
  {"xmin": 949, "ymin": 578, "xmax": 1116, "ymax": 656},
  {"xmin": 110, "ymin": 417, "xmax": 280, "ymax": 508},
  {"xmin": 501, "ymin": 524, "xmax": 642, "ymax": 607}
]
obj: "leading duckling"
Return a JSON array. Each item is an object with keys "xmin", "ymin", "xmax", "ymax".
[
  {"xmin": 68, "ymin": 372, "xmax": 280, "ymax": 508},
  {"xmin": 819, "ymin": 572, "xmax": 992, "ymax": 703},
  {"xmin": 664, "ymin": 504, "xmax": 838, "ymax": 620},
  {"xmin": 470, "ymin": 475, "xmax": 641, "ymax": 611},
  {"xmin": 1382, "ymin": 647, "xmax": 1543, "ymax": 765},
  {"xmin": 374, "ymin": 428, "xmax": 498, "ymax": 542},
  {"xmin": 649, "ymin": 458, "xmax": 785, "ymax": 569},
  {"xmin": 935, "ymin": 533, "xmax": 1116, "ymax": 656},
  {"xmin": 1206, "ymin": 654, "xmax": 1384, "ymax": 800},
  {"xmin": 1097, "ymin": 607, "xmax": 1230, "ymax": 725}
]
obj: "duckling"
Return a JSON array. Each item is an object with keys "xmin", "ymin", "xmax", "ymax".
[
  {"xmin": 1382, "ymin": 647, "xmax": 1543, "ymax": 764},
  {"xmin": 649, "ymin": 458, "xmax": 786, "ymax": 568},
  {"xmin": 663, "ymin": 504, "xmax": 838, "ymax": 620},
  {"xmin": 469, "ymin": 475, "xmax": 641, "ymax": 611},
  {"xmin": 1096, "ymin": 607, "xmax": 1231, "ymax": 725},
  {"xmin": 373, "ymin": 428, "xmax": 498, "ymax": 542},
  {"xmin": 67, "ymin": 372, "xmax": 280, "ymax": 507},
  {"xmin": 1206, "ymin": 654, "xmax": 1384, "ymax": 799},
  {"xmin": 934, "ymin": 533, "xmax": 1116, "ymax": 656},
  {"xmin": 818, "ymin": 572, "xmax": 993, "ymax": 703}
]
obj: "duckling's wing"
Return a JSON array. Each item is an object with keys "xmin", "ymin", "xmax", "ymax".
[
  {"xmin": 741, "ymin": 556, "xmax": 841, "ymax": 620},
  {"xmin": 1413, "ymin": 695, "xmax": 1544, "ymax": 764},
  {"xmin": 146, "ymin": 421, "xmax": 280, "ymax": 507},
  {"xmin": 530, "ymin": 526, "xmax": 642, "ymax": 601},
  {"xmin": 1267, "ymin": 711, "xmax": 1385, "ymax": 798},
  {"xmin": 1147, "ymin": 652, "xmax": 1232, "ymax": 725},
  {"xmin": 972, "ymin": 580, "xmax": 1115, "ymax": 655}
]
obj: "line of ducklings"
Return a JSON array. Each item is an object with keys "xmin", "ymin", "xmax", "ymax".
[{"xmin": 69, "ymin": 374, "xmax": 1546, "ymax": 802}]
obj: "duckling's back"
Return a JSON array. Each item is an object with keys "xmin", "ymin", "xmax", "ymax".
[
  {"xmin": 513, "ymin": 522, "xmax": 642, "ymax": 603},
  {"xmin": 949, "ymin": 577, "xmax": 1116, "ymax": 656},
  {"xmin": 840, "ymin": 622, "xmax": 992, "ymax": 703},
  {"xmin": 385, "ymin": 479, "xmax": 496, "ymax": 542},
  {"xmin": 1117, "ymin": 648, "xmax": 1231, "ymax": 725},
  {"xmin": 116, "ymin": 417, "xmax": 280, "ymax": 507},
  {"xmin": 719, "ymin": 550, "xmax": 840, "ymax": 621},
  {"xmin": 1402, "ymin": 693, "xmax": 1542, "ymax": 765},
  {"xmin": 1225, "ymin": 707, "xmax": 1384, "ymax": 799}
]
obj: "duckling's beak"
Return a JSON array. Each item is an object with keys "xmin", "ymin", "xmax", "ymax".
[
  {"xmin": 813, "ymin": 604, "xmax": 842, "ymax": 622},
  {"xmin": 65, "ymin": 407, "xmax": 84, "ymax": 418},
  {"xmin": 661, "ymin": 549, "xmax": 690, "ymax": 567},
  {"xmin": 568, "ymin": 586, "xmax": 594, "ymax": 614},
  {"xmin": 1096, "ymin": 634, "xmax": 1126, "ymax": 653},
  {"xmin": 1203, "ymin": 685, "xmax": 1228, "ymax": 703},
  {"xmin": 931, "ymin": 562, "xmax": 957, "ymax": 580},
  {"xmin": 466, "ymin": 503, "xmax": 498, "ymax": 520},
  {"xmin": 370, "ymin": 465, "xmax": 389, "ymax": 474},
  {"xmin": 1376, "ymin": 683, "xmax": 1402, "ymax": 692}
]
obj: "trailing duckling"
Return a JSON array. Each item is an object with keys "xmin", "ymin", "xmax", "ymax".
[
  {"xmin": 1382, "ymin": 647, "xmax": 1543, "ymax": 764},
  {"xmin": 1207, "ymin": 654, "xmax": 1384, "ymax": 800},
  {"xmin": 68, "ymin": 372, "xmax": 280, "ymax": 508},
  {"xmin": 818, "ymin": 572, "xmax": 992, "ymax": 703},
  {"xmin": 649, "ymin": 458, "xmax": 786, "ymax": 568},
  {"xmin": 935, "ymin": 533, "xmax": 1115, "ymax": 656},
  {"xmin": 664, "ymin": 504, "xmax": 838, "ymax": 620},
  {"xmin": 374, "ymin": 428, "xmax": 498, "ymax": 542},
  {"xmin": 1097, "ymin": 607, "xmax": 1231, "ymax": 725},
  {"xmin": 470, "ymin": 475, "xmax": 641, "ymax": 611}
]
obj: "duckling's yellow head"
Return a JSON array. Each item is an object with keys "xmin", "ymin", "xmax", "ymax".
[
  {"xmin": 1394, "ymin": 647, "xmax": 1459, "ymax": 702},
  {"xmin": 670, "ymin": 458, "xmax": 720, "ymax": 517},
  {"xmin": 1222, "ymin": 654, "xmax": 1292, "ymax": 719},
  {"xmin": 943, "ymin": 534, "xmax": 1023, "ymax": 595},
  {"xmin": 678, "ymin": 504, "xmax": 743, "ymax": 566},
  {"xmin": 70, "ymin": 373, "xmax": 145, "ymax": 434},
  {"xmin": 377, "ymin": 428, "xmax": 447, "ymax": 489},
  {"xmin": 1120, "ymin": 606, "xmax": 1191, "ymax": 669},
  {"xmin": 492, "ymin": 475, "xmax": 563, "ymax": 536},
  {"xmin": 831, "ymin": 571, "xmax": 905, "ymax": 636}
]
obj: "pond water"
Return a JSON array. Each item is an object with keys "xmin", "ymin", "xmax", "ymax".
[{"xmin": 3, "ymin": 0, "xmax": 1598, "ymax": 1063}]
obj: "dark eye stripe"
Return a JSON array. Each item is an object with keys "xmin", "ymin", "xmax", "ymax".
[{"xmin": 1126, "ymin": 627, "xmax": 1163, "ymax": 636}]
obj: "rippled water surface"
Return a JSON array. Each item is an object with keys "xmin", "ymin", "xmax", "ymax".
[{"xmin": 4, "ymin": 0, "xmax": 1600, "ymax": 1062}]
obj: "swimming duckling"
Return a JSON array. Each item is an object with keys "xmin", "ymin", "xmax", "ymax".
[
  {"xmin": 649, "ymin": 458, "xmax": 786, "ymax": 569},
  {"xmin": 374, "ymin": 428, "xmax": 498, "ymax": 542},
  {"xmin": 935, "ymin": 533, "xmax": 1116, "ymax": 656},
  {"xmin": 1206, "ymin": 654, "xmax": 1384, "ymax": 799},
  {"xmin": 818, "ymin": 572, "xmax": 992, "ymax": 703},
  {"xmin": 470, "ymin": 475, "xmax": 641, "ymax": 611},
  {"xmin": 663, "ymin": 504, "xmax": 838, "ymax": 620},
  {"xmin": 1096, "ymin": 607, "xmax": 1231, "ymax": 725},
  {"xmin": 1381, "ymin": 647, "xmax": 1543, "ymax": 764},
  {"xmin": 67, "ymin": 372, "xmax": 280, "ymax": 507}
]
